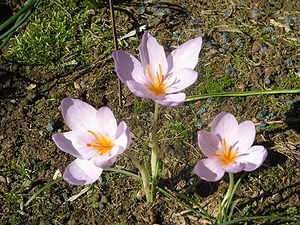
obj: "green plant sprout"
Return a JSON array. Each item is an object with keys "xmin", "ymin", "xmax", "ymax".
[{"xmin": 0, "ymin": 0, "xmax": 41, "ymax": 50}]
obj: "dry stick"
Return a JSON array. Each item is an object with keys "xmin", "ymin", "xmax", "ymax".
[{"xmin": 109, "ymin": 0, "xmax": 122, "ymax": 107}]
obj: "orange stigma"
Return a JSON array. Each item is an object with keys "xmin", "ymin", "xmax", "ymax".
[
  {"xmin": 214, "ymin": 139, "xmax": 238, "ymax": 165},
  {"xmin": 86, "ymin": 130, "xmax": 114, "ymax": 155},
  {"xmin": 146, "ymin": 64, "xmax": 167, "ymax": 96}
]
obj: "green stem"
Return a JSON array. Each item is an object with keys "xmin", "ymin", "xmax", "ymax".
[
  {"xmin": 150, "ymin": 102, "xmax": 160, "ymax": 201},
  {"xmin": 0, "ymin": 0, "xmax": 39, "ymax": 33},
  {"xmin": 218, "ymin": 173, "xmax": 235, "ymax": 223},
  {"xmin": 185, "ymin": 88, "xmax": 300, "ymax": 102},
  {"xmin": 124, "ymin": 152, "xmax": 151, "ymax": 202}
]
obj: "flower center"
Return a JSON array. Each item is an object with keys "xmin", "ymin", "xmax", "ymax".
[
  {"xmin": 146, "ymin": 64, "xmax": 167, "ymax": 96},
  {"xmin": 86, "ymin": 130, "xmax": 114, "ymax": 155},
  {"xmin": 214, "ymin": 139, "xmax": 238, "ymax": 165}
]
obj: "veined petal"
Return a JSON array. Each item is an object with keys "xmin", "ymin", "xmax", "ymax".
[
  {"xmin": 139, "ymin": 31, "xmax": 168, "ymax": 75},
  {"xmin": 52, "ymin": 131, "xmax": 97, "ymax": 160},
  {"xmin": 194, "ymin": 158, "xmax": 225, "ymax": 182},
  {"xmin": 95, "ymin": 107, "xmax": 117, "ymax": 139},
  {"xmin": 210, "ymin": 112, "xmax": 239, "ymax": 146},
  {"xmin": 154, "ymin": 92, "xmax": 186, "ymax": 106},
  {"xmin": 221, "ymin": 161, "xmax": 245, "ymax": 173},
  {"xmin": 112, "ymin": 50, "xmax": 144, "ymax": 84},
  {"xmin": 198, "ymin": 131, "xmax": 221, "ymax": 157},
  {"xmin": 165, "ymin": 68, "xmax": 198, "ymax": 93},
  {"xmin": 61, "ymin": 98, "xmax": 97, "ymax": 131},
  {"xmin": 94, "ymin": 145, "xmax": 124, "ymax": 168},
  {"xmin": 126, "ymin": 80, "xmax": 158, "ymax": 99},
  {"xmin": 237, "ymin": 145, "xmax": 267, "ymax": 171},
  {"xmin": 236, "ymin": 121, "xmax": 256, "ymax": 153},
  {"xmin": 114, "ymin": 121, "xmax": 131, "ymax": 150},
  {"xmin": 167, "ymin": 36, "xmax": 202, "ymax": 73},
  {"xmin": 63, "ymin": 158, "xmax": 103, "ymax": 185}
]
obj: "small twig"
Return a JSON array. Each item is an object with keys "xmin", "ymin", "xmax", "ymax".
[{"xmin": 109, "ymin": 0, "xmax": 122, "ymax": 107}]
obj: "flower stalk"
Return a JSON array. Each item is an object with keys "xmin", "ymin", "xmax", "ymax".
[
  {"xmin": 218, "ymin": 173, "xmax": 235, "ymax": 223},
  {"xmin": 125, "ymin": 152, "xmax": 151, "ymax": 202},
  {"xmin": 150, "ymin": 102, "xmax": 160, "ymax": 201}
]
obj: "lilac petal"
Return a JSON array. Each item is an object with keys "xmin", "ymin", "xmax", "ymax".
[
  {"xmin": 167, "ymin": 36, "xmax": 202, "ymax": 73},
  {"xmin": 154, "ymin": 92, "xmax": 186, "ymax": 106},
  {"xmin": 52, "ymin": 131, "xmax": 97, "ymax": 160},
  {"xmin": 210, "ymin": 112, "xmax": 239, "ymax": 146},
  {"xmin": 61, "ymin": 98, "xmax": 97, "ymax": 131},
  {"xmin": 95, "ymin": 107, "xmax": 117, "ymax": 139},
  {"xmin": 112, "ymin": 50, "xmax": 144, "ymax": 84},
  {"xmin": 194, "ymin": 158, "xmax": 225, "ymax": 181},
  {"xmin": 139, "ymin": 31, "xmax": 168, "ymax": 75},
  {"xmin": 198, "ymin": 131, "xmax": 221, "ymax": 157},
  {"xmin": 165, "ymin": 68, "xmax": 198, "ymax": 93},
  {"xmin": 114, "ymin": 121, "xmax": 131, "ymax": 149},
  {"xmin": 63, "ymin": 158, "xmax": 103, "ymax": 185},
  {"xmin": 221, "ymin": 161, "xmax": 245, "ymax": 173},
  {"xmin": 126, "ymin": 80, "xmax": 156, "ymax": 99},
  {"xmin": 235, "ymin": 121, "xmax": 256, "ymax": 153},
  {"xmin": 94, "ymin": 146, "xmax": 124, "ymax": 168},
  {"xmin": 237, "ymin": 145, "xmax": 267, "ymax": 171}
]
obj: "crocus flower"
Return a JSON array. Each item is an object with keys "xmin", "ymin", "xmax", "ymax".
[
  {"xmin": 112, "ymin": 31, "xmax": 202, "ymax": 106},
  {"xmin": 52, "ymin": 98, "xmax": 131, "ymax": 185},
  {"xmin": 194, "ymin": 112, "xmax": 267, "ymax": 182}
]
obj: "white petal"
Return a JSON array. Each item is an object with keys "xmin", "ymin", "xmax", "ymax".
[
  {"xmin": 237, "ymin": 145, "xmax": 267, "ymax": 171},
  {"xmin": 167, "ymin": 36, "xmax": 202, "ymax": 72},
  {"xmin": 61, "ymin": 98, "xmax": 97, "ymax": 131},
  {"xmin": 210, "ymin": 112, "xmax": 239, "ymax": 146},
  {"xmin": 63, "ymin": 158, "xmax": 103, "ymax": 185},
  {"xmin": 194, "ymin": 158, "xmax": 225, "ymax": 181}
]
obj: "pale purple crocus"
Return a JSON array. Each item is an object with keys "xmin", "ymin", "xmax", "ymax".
[
  {"xmin": 113, "ymin": 31, "xmax": 202, "ymax": 106},
  {"xmin": 52, "ymin": 98, "xmax": 131, "ymax": 185},
  {"xmin": 195, "ymin": 112, "xmax": 267, "ymax": 182}
]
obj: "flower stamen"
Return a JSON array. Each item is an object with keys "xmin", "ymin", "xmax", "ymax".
[
  {"xmin": 214, "ymin": 139, "xmax": 238, "ymax": 165},
  {"xmin": 86, "ymin": 130, "xmax": 114, "ymax": 155},
  {"xmin": 146, "ymin": 64, "xmax": 167, "ymax": 96}
]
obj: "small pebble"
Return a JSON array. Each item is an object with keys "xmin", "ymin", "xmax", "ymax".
[
  {"xmin": 206, "ymin": 97, "xmax": 214, "ymax": 103},
  {"xmin": 223, "ymin": 12, "xmax": 230, "ymax": 17},
  {"xmin": 189, "ymin": 19, "xmax": 201, "ymax": 24},
  {"xmin": 172, "ymin": 31, "xmax": 179, "ymax": 36},
  {"xmin": 264, "ymin": 26, "xmax": 274, "ymax": 32},
  {"xmin": 218, "ymin": 47, "xmax": 227, "ymax": 53},
  {"xmin": 235, "ymin": 40, "xmax": 244, "ymax": 47},
  {"xmin": 286, "ymin": 59, "xmax": 294, "ymax": 66},
  {"xmin": 265, "ymin": 112, "xmax": 275, "ymax": 119},
  {"xmin": 80, "ymin": 81, "xmax": 87, "ymax": 88},
  {"xmin": 222, "ymin": 36, "xmax": 231, "ymax": 43},
  {"xmin": 260, "ymin": 47, "xmax": 268, "ymax": 53},
  {"xmin": 256, "ymin": 122, "xmax": 268, "ymax": 131},
  {"xmin": 264, "ymin": 77, "xmax": 271, "ymax": 85},
  {"xmin": 138, "ymin": 8, "xmax": 145, "ymax": 13},
  {"xmin": 286, "ymin": 99, "xmax": 299, "ymax": 105},
  {"xmin": 271, "ymin": 35, "xmax": 277, "ymax": 40},
  {"xmin": 206, "ymin": 41, "xmax": 213, "ymax": 47},
  {"xmin": 151, "ymin": 7, "xmax": 158, "ymax": 11},
  {"xmin": 197, "ymin": 123, "xmax": 207, "ymax": 129},
  {"xmin": 283, "ymin": 18, "xmax": 295, "ymax": 24},
  {"xmin": 256, "ymin": 110, "xmax": 267, "ymax": 120},
  {"xmin": 251, "ymin": 9, "xmax": 260, "ymax": 15},
  {"xmin": 197, "ymin": 108, "xmax": 206, "ymax": 115},
  {"xmin": 227, "ymin": 68, "xmax": 237, "ymax": 74},
  {"xmin": 46, "ymin": 119, "xmax": 56, "ymax": 132}
]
